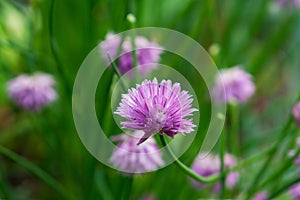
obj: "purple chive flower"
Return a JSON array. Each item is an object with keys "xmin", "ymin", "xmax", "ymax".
[
  {"xmin": 293, "ymin": 102, "xmax": 300, "ymax": 126},
  {"xmin": 110, "ymin": 131, "xmax": 164, "ymax": 174},
  {"xmin": 289, "ymin": 182, "xmax": 300, "ymax": 200},
  {"xmin": 190, "ymin": 153, "xmax": 219, "ymax": 189},
  {"xmin": 212, "ymin": 66, "xmax": 255, "ymax": 104},
  {"xmin": 115, "ymin": 78, "xmax": 197, "ymax": 145},
  {"xmin": 7, "ymin": 72, "xmax": 57, "ymax": 111},
  {"xmin": 190, "ymin": 152, "xmax": 239, "ymax": 192},
  {"xmin": 100, "ymin": 33, "xmax": 163, "ymax": 76},
  {"xmin": 278, "ymin": 0, "xmax": 300, "ymax": 7},
  {"xmin": 253, "ymin": 192, "xmax": 268, "ymax": 200}
]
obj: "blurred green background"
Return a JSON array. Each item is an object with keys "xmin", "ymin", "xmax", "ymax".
[{"xmin": 0, "ymin": 0, "xmax": 300, "ymax": 199}]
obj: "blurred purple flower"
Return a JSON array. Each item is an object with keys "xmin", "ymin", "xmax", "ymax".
[
  {"xmin": 7, "ymin": 72, "xmax": 57, "ymax": 111},
  {"xmin": 212, "ymin": 66, "xmax": 255, "ymax": 104},
  {"xmin": 190, "ymin": 152, "xmax": 239, "ymax": 192},
  {"xmin": 115, "ymin": 78, "xmax": 197, "ymax": 145},
  {"xmin": 190, "ymin": 153, "xmax": 219, "ymax": 189},
  {"xmin": 253, "ymin": 192, "xmax": 268, "ymax": 200},
  {"xmin": 110, "ymin": 131, "xmax": 164, "ymax": 174},
  {"xmin": 278, "ymin": 0, "xmax": 300, "ymax": 7},
  {"xmin": 223, "ymin": 153, "xmax": 240, "ymax": 189},
  {"xmin": 289, "ymin": 182, "xmax": 300, "ymax": 200},
  {"xmin": 293, "ymin": 102, "xmax": 300, "ymax": 126},
  {"xmin": 100, "ymin": 33, "xmax": 163, "ymax": 76}
]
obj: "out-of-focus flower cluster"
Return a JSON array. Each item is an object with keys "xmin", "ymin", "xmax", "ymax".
[
  {"xmin": 212, "ymin": 66, "xmax": 255, "ymax": 104},
  {"xmin": 7, "ymin": 72, "xmax": 57, "ymax": 111},
  {"xmin": 110, "ymin": 131, "xmax": 164, "ymax": 174},
  {"xmin": 100, "ymin": 33, "xmax": 163, "ymax": 77},
  {"xmin": 190, "ymin": 152, "xmax": 239, "ymax": 192}
]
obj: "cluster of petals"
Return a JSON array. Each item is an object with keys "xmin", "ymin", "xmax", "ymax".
[
  {"xmin": 110, "ymin": 131, "xmax": 164, "ymax": 174},
  {"xmin": 100, "ymin": 33, "xmax": 163, "ymax": 76},
  {"xmin": 115, "ymin": 78, "xmax": 197, "ymax": 145},
  {"xmin": 212, "ymin": 66, "xmax": 255, "ymax": 104},
  {"xmin": 7, "ymin": 72, "xmax": 57, "ymax": 111},
  {"xmin": 190, "ymin": 152, "xmax": 239, "ymax": 192}
]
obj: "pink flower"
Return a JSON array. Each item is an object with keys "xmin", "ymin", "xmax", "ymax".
[
  {"xmin": 190, "ymin": 152, "xmax": 239, "ymax": 192},
  {"xmin": 100, "ymin": 33, "xmax": 163, "ymax": 77},
  {"xmin": 115, "ymin": 78, "xmax": 197, "ymax": 145},
  {"xmin": 212, "ymin": 66, "xmax": 255, "ymax": 104},
  {"xmin": 289, "ymin": 182, "xmax": 300, "ymax": 200},
  {"xmin": 7, "ymin": 72, "xmax": 57, "ymax": 111},
  {"xmin": 110, "ymin": 131, "xmax": 164, "ymax": 174}
]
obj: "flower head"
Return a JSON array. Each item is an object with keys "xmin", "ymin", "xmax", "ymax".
[
  {"xmin": 190, "ymin": 152, "xmax": 239, "ymax": 192},
  {"xmin": 212, "ymin": 66, "xmax": 255, "ymax": 104},
  {"xmin": 100, "ymin": 33, "xmax": 163, "ymax": 77},
  {"xmin": 7, "ymin": 72, "xmax": 57, "ymax": 111},
  {"xmin": 115, "ymin": 78, "xmax": 197, "ymax": 145},
  {"xmin": 293, "ymin": 102, "xmax": 300, "ymax": 126},
  {"xmin": 289, "ymin": 182, "xmax": 300, "ymax": 200},
  {"xmin": 110, "ymin": 131, "xmax": 164, "ymax": 174}
]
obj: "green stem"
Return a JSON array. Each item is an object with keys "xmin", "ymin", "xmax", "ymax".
[
  {"xmin": 159, "ymin": 134, "xmax": 274, "ymax": 185},
  {"xmin": 122, "ymin": 176, "xmax": 133, "ymax": 200},
  {"xmin": 106, "ymin": 53, "xmax": 127, "ymax": 91},
  {"xmin": 159, "ymin": 135, "xmax": 219, "ymax": 183},
  {"xmin": 0, "ymin": 145, "xmax": 75, "ymax": 200},
  {"xmin": 107, "ymin": 53, "xmax": 122, "ymax": 79},
  {"xmin": 259, "ymin": 147, "xmax": 300, "ymax": 190},
  {"xmin": 0, "ymin": 165, "xmax": 11, "ymax": 200},
  {"xmin": 246, "ymin": 116, "xmax": 294, "ymax": 199},
  {"xmin": 228, "ymin": 146, "xmax": 272, "ymax": 173},
  {"xmin": 268, "ymin": 176, "xmax": 300, "ymax": 199},
  {"xmin": 49, "ymin": 0, "xmax": 72, "ymax": 94},
  {"xmin": 126, "ymin": 13, "xmax": 138, "ymax": 81},
  {"xmin": 219, "ymin": 129, "xmax": 226, "ymax": 199},
  {"xmin": 229, "ymin": 103, "xmax": 239, "ymax": 156}
]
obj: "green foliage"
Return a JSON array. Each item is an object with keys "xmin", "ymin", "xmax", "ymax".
[{"xmin": 0, "ymin": 0, "xmax": 300, "ymax": 199}]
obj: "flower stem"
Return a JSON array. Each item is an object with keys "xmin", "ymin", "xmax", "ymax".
[
  {"xmin": 122, "ymin": 176, "xmax": 134, "ymax": 200},
  {"xmin": 219, "ymin": 129, "xmax": 226, "ymax": 199},
  {"xmin": 159, "ymin": 134, "xmax": 273, "ymax": 185},
  {"xmin": 245, "ymin": 116, "xmax": 294, "ymax": 199},
  {"xmin": 106, "ymin": 53, "xmax": 127, "ymax": 91},
  {"xmin": 229, "ymin": 103, "xmax": 239, "ymax": 156},
  {"xmin": 268, "ymin": 176, "xmax": 300, "ymax": 199},
  {"xmin": 49, "ymin": 0, "xmax": 72, "ymax": 94},
  {"xmin": 127, "ymin": 13, "xmax": 139, "ymax": 81},
  {"xmin": 159, "ymin": 135, "xmax": 219, "ymax": 183},
  {"xmin": 228, "ymin": 146, "xmax": 272, "ymax": 172},
  {"xmin": 0, "ymin": 145, "xmax": 75, "ymax": 200},
  {"xmin": 0, "ymin": 166, "xmax": 11, "ymax": 200},
  {"xmin": 259, "ymin": 147, "xmax": 300, "ymax": 190}
]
